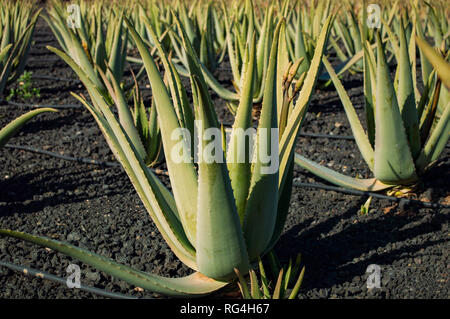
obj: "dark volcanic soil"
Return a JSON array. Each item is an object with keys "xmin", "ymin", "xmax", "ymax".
[{"xmin": 0, "ymin": 18, "xmax": 449, "ymax": 299}]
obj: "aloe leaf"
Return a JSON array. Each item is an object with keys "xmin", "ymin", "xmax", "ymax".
[
  {"xmin": 397, "ymin": 19, "xmax": 421, "ymax": 159},
  {"xmin": 94, "ymin": 11, "xmax": 107, "ymax": 74},
  {"xmin": 227, "ymin": 35, "xmax": 256, "ymax": 223},
  {"xmin": 0, "ymin": 230, "xmax": 227, "ymax": 296},
  {"xmin": 288, "ymin": 266, "xmax": 305, "ymax": 299},
  {"xmin": 258, "ymin": 257, "xmax": 271, "ymax": 298},
  {"xmin": 249, "ymin": 270, "xmax": 261, "ymax": 299},
  {"xmin": 124, "ymin": 18, "xmax": 199, "ymax": 245},
  {"xmin": 373, "ymin": 32, "xmax": 418, "ymax": 184},
  {"xmin": 295, "ymin": 152, "xmax": 391, "ymax": 191},
  {"xmin": 416, "ymin": 36, "xmax": 450, "ymax": 90},
  {"xmin": 416, "ymin": 101, "xmax": 450, "ymax": 172},
  {"xmin": 265, "ymin": 154, "xmax": 294, "ymax": 252},
  {"xmin": 73, "ymin": 92, "xmax": 194, "ymax": 262},
  {"xmin": 276, "ymin": 22, "xmax": 290, "ymax": 120},
  {"xmin": 53, "ymin": 46, "xmax": 196, "ymax": 267},
  {"xmin": 107, "ymin": 13, "xmax": 125, "ymax": 83},
  {"xmin": 0, "ymin": 108, "xmax": 57, "ymax": 149},
  {"xmin": 0, "ymin": 44, "xmax": 12, "ymax": 64},
  {"xmin": 415, "ymin": 19, "xmax": 433, "ymax": 86},
  {"xmin": 363, "ymin": 41, "xmax": 376, "ymax": 147},
  {"xmin": 294, "ymin": 10, "xmax": 310, "ymax": 75},
  {"xmin": 142, "ymin": 17, "xmax": 193, "ymax": 139},
  {"xmin": 323, "ymin": 56, "xmax": 375, "ymax": 171},
  {"xmin": 318, "ymin": 47, "xmax": 365, "ymax": 82},
  {"xmin": 243, "ymin": 19, "xmax": 283, "ymax": 262},
  {"xmin": 97, "ymin": 66, "xmax": 146, "ymax": 159},
  {"xmin": 272, "ymin": 268, "xmax": 284, "ymax": 299},
  {"xmin": 234, "ymin": 268, "xmax": 251, "ymax": 299},
  {"xmin": 0, "ymin": 44, "xmax": 12, "ymax": 96},
  {"xmin": 193, "ymin": 76, "xmax": 250, "ymax": 280}
]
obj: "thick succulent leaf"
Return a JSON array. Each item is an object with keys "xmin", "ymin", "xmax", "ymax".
[
  {"xmin": 397, "ymin": 19, "xmax": 421, "ymax": 159},
  {"xmin": 107, "ymin": 13, "xmax": 126, "ymax": 83},
  {"xmin": 50, "ymin": 46, "xmax": 196, "ymax": 268},
  {"xmin": 141, "ymin": 17, "xmax": 193, "ymax": 137},
  {"xmin": 0, "ymin": 108, "xmax": 57, "ymax": 149},
  {"xmin": 249, "ymin": 270, "xmax": 261, "ymax": 299},
  {"xmin": 222, "ymin": 1, "xmax": 241, "ymax": 83},
  {"xmin": 94, "ymin": 11, "xmax": 107, "ymax": 74},
  {"xmin": 294, "ymin": 10, "xmax": 310, "ymax": 75},
  {"xmin": 416, "ymin": 101, "xmax": 450, "ymax": 172},
  {"xmin": 416, "ymin": 36, "xmax": 450, "ymax": 90},
  {"xmin": 265, "ymin": 153, "xmax": 294, "ymax": 252},
  {"xmin": 0, "ymin": 44, "xmax": 12, "ymax": 64},
  {"xmin": 0, "ymin": 230, "xmax": 227, "ymax": 297},
  {"xmin": 97, "ymin": 66, "xmax": 146, "ymax": 159},
  {"xmin": 288, "ymin": 266, "xmax": 306, "ymax": 299},
  {"xmin": 227, "ymin": 35, "xmax": 256, "ymax": 223},
  {"xmin": 193, "ymin": 76, "xmax": 250, "ymax": 280},
  {"xmin": 373, "ymin": 32, "xmax": 418, "ymax": 184},
  {"xmin": 318, "ymin": 47, "xmax": 365, "ymax": 82},
  {"xmin": 276, "ymin": 22, "xmax": 290, "ymax": 120},
  {"xmin": 363, "ymin": 41, "xmax": 376, "ymax": 147},
  {"xmin": 323, "ymin": 56, "xmax": 375, "ymax": 171},
  {"xmin": 72, "ymin": 92, "xmax": 196, "ymax": 266},
  {"xmin": 294, "ymin": 153, "xmax": 391, "ymax": 191},
  {"xmin": 415, "ymin": 19, "xmax": 433, "ymax": 87},
  {"xmin": 234, "ymin": 268, "xmax": 251, "ymax": 299},
  {"xmin": 0, "ymin": 44, "xmax": 13, "ymax": 96},
  {"xmin": 124, "ymin": 18, "xmax": 199, "ymax": 245},
  {"xmin": 243, "ymin": 20, "xmax": 282, "ymax": 262}
]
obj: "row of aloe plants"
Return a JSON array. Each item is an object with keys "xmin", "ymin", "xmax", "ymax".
[{"xmin": 0, "ymin": 0, "xmax": 448, "ymax": 298}]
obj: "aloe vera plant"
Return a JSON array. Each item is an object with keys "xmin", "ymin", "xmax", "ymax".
[
  {"xmin": 0, "ymin": 11, "xmax": 333, "ymax": 296},
  {"xmin": 295, "ymin": 22, "xmax": 449, "ymax": 191},
  {"xmin": 0, "ymin": 1, "xmax": 41, "ymax": 100}
]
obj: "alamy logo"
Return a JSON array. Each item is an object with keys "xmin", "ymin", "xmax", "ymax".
[
  {"xmin": 367, "ymin": 4, "xmax": 381, "ymax": 29},
  {"xmin": 66, "ymin": 264, "xmax": 81, "ymax": 289},
  {"xmin": 67, "ymin": 4, "xmax": 81, "ymax": 29},
  {"xmin": 366, "ymin": 264, "xmax": 381, "ymax": 289}
]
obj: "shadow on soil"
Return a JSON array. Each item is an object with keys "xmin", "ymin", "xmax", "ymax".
[{"xmin": 277, "ymin": 198, "xmax": 449, "ymax": 291}]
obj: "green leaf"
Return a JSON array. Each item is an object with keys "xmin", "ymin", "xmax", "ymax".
[
  {"xmin": 416, "ymin": 36, "xmax": 450, "ymax": 90},
  {"xmin": 323, "ymin": 56, "xmax": 375, "ymax": 171},
  {"xmin": 227, "ymin": 34, "xmax": 256, "ymax": 223},
  {"xmin": 0, "ymin": 229, "xmax": 227, "ymax": 296},
  {"xmin": 373, "ymin": 32, "xmax": 418, "ymax": 184},
  {"xmin": 249, "ymin": 269, "xmax": 262, "ymax": 299},
  {"xmin": 193, "ymin": 75, "xmax": 250, "ymax": 280},
  {"xmin": 397, "ymin": 18, "xmax": 420, "ymax": 159},
  {"xmin": 416, "ymin": 101, "xmax": 450, "ymax": 172},
  {"xmin": 124, "ymin": 17, "xmax": 199, "ymax": 245},
  {"xmin": 288, "ymin": 266, "xmax": 305, "ymax": 299},
  {"xmin": 294, "ymin": 153, "xmax": 391, "ymax": 191},
  {"xmin": 243, "ymin": 19, "xmax": 282, "ymax": 262},
  {"xmin": 0, "ymin": 108, "xmax": 57, "ymax": 149}
]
